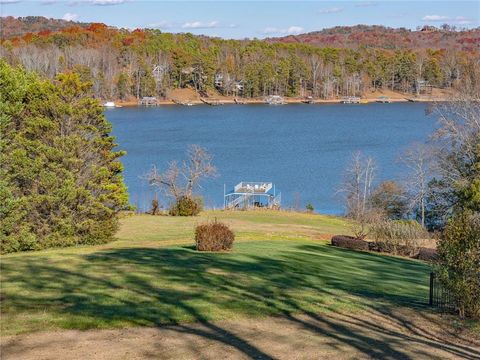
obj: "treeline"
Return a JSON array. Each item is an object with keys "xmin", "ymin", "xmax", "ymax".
[
  {"xmin": 1, "ymin": 21, "xmax": 479, "ymax": 100},
  {"xmin": 270, "ymin": 24, "xmax": 480, "ymax": 52},
  {"xmin": 0, "ymin": 16, "xmax": 92, "ymax": 38}
]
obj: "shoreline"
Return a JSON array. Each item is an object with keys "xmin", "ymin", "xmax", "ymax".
[{"xmin": 114, "ymin": 96, "xmax": 446, "ymax": 107}]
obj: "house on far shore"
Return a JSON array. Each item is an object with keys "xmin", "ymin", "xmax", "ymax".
[
  {"xmin": 224, "ymin": 182, "xmax": 281, "ymax": 210},
  {"xmin": 414, "ymin": 80, "xmax": 433, "ymax": 95}
]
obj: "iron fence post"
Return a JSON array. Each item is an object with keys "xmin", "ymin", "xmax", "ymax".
[{"xmin": 429, "ymin": 272, "xmax": 434, "ymax": 306}]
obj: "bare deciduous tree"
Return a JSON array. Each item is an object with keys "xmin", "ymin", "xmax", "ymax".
[
  {"xmin": 340, "ymin": 151, "xmax": 377, "ymax": 220},
  {"xmin": 400, "ymin": 143, "xmax": 433, "ymax": 227},
  {"xmin": 146, "ymin": 145, "xmax": 217, "ymax": 202},
  {"xmin": 432, "ymin": 94, "xmax": 480, "ymax": 191}
]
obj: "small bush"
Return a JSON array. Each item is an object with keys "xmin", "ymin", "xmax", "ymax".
[
  {"xmin": 349, "ymin": 209, "xmax": 385, "ymax": 240},
  {"xmin": 369, "ymin": 241, "xmax": 417, "ymax": 257},
  {"xmin": 331, "ymin": 235, "xmax": 369, "ymax": 251},
  {"xmin": 150, "ymin": 198, "xmax": 160, "ymax": 215},
  {"xmin": 371, "ymin": 219, "xmax": 429, "ymax": 256},
  {"xmin": 306, "ymin": 203, "xmax": 314, "ymax": 213},
  {"xmin": 417, "ymin": 247, "xmax": 438, "ymax": 262},
  {"xmin": 169, "ymin": 196, "xmax": 202, "ymax": 216},
  {"xmin": 195, "ymin": 221, "xmax": 235, "ymax": 251}
]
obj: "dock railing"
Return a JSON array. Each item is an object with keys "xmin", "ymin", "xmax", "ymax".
[{"xmin": 234, "ymin": 182, "xmax": 272, "ymax": 193}]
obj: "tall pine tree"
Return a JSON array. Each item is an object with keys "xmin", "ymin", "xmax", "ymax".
[{"xmin": 0, "ymin": 61, "xmax": 128, "ymax": 253}]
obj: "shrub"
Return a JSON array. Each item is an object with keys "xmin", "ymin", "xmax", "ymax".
[
  {"xmin": 370, "ymin": 219, "xmax": 429, "ymax": 256},
  {"xmin": 306, "ymin": 203, "xmax": 314, "ymax": 213},
  {"xmin": 150, "ymin": 198, "xmax": 159, "ymax": 215},
  {"xmin": 331, "ymin": 235, "xmax": 369, "ymax": 251},
  {"xmin": 417, "ymin": 247, "xmax": 438, "ymax": 262},
  {"xmin": 369, "ymin": 180, "xmax": 409, "ymax": 220},
  {"xmin": 169, "ymin": 196, "xmax": 203, "ymax": 216},
  {"xmin": 369, "ymin": 242, "xmax": 417, "ymax": 257},
  {"xmin": 195, "ymin": 221, "xmax": 235, "ymax": 251},
  {"xmin": 349, "ymin": 209, "xmax": 385, "ymax": 240},
  {"xmin": 437, "ymin": 211, "xmax": 480, "ymax": 319}
]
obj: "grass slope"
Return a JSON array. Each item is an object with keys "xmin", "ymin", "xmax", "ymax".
[{"xmin": 0, "ymin": 211, "xmax": 431, "ymax": 336}]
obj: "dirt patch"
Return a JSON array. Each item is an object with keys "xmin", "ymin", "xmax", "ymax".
[
  {"xmin": 167, "ymin": 88, "xmax": 200, "ymax": 102},
  {"xmin": 2, "ymin": 308, "xmax": 478, "ymax": 360}
]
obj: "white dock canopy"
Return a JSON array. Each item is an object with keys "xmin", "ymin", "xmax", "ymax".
[{"xmin": 224, "ymin": 182, "xmax": 281, "ymax": 210}]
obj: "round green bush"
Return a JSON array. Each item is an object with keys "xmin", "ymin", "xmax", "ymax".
[{"xmin": 169, "ymin": 196, "xmax": 202, "ymax": 216}]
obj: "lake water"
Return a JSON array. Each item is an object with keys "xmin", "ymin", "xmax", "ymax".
[{"xmin": 106, "ymin": 103, "xmax": 436, "ymax": 214}]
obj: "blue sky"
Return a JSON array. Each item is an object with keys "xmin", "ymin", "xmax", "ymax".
[{"xmin": 1, "ymin": 1, "xmax": 478, "ymax": 39}]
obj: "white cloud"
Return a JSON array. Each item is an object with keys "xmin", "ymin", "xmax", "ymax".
[
  {"xmin": 422, "ymin": 15, "xmax": 450, "ymax": 21},
  {"xmin": 454, "ymin": 16, "xmax": 472, "ymax": 25},
  {"xmin": 355, "ymin": 1, "xmax": 377, "ymax": 7},
  {"xmin": 263, "ymin": 27, "xmax": 279, "ymax": 34},
  {"xmin": 181, "ymin": 21, "xmax": 219, "ymax": 29},
  {"xmin": 40, "ymin": 0, "xmax": 57, "ymax": 4},
  {"xmin": 62, "ymin": 12, "xmax": 78, "ymax": 21},
  {"xmin": 0, "ymin": 0, "xmax": 22, "ymax": 4},
  {"xmin": 91, "ymin": 0, "xmax": 127, "ymax": 5},
  {"xmin": 318, "ymin": 7, "xmax": 344, "ymax": 14},
  {"xmin": 422, "ymin": 14, "xmax": 473, "ymax": 24},
  {"xmin": 285, "ymin": 26, "xmax": 304, "ymax": 34},
  {"xmin": 69, "ymin": 0, "xmax": 128, "ymax": 5},
  {"xmin": 147, "ymin": 20, "xmax": 175, "ymax": 29},
  {"xmin": 263, "ymin": 26, "xmax": 304, "ymax": 35},
  {"xmin": 147, "ymin": 20, "xmax": 235, "ymax": 31}
]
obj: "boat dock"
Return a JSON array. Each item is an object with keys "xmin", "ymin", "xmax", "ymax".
[
  {"xmin": 342, "ymin": 96, "xmax": 361, "ymax": 104},
  {"xmin": 224, "ymin": 182, "xmax": 281, "ymax": 210},
  {"xmin": 200, "ymin": 98, "xmax": 224, "ymax": 106},
  {"xmin": 265, "ymin": 95, "xmax": 285, "ymax": 105},
  {"xmin": 138, "ymin": 97, "xmax": 158, "ymax": 106},
  {"xmin": 172, "ymin": 99, "xmax": 196, "ymax": 106},
  {"xmin": 377, "ymin": 96, "xmax": 392, "ymax": 103}
]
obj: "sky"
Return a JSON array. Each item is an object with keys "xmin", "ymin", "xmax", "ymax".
[{"xmin": 1, "ymin": 0, "xmax": 479, "ymax": 39}]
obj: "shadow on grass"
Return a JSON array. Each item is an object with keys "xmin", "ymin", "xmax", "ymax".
[{"xmin": 2, "ymin": 242, "xmax": 479, "ymax": 359}]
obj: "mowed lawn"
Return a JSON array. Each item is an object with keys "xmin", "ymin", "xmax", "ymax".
[{"xmin": 0, "ymin": 210, "xmax": 432, "ymax": 336}]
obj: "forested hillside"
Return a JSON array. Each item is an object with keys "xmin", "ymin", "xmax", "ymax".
[
  {"xmin": 268, "ymin": 25, "xmax": 480, "ymax": 52},
  {"xmin": 1, "ymin": 17, "xmax": 479, "ymax": 101},
  {"xmin": 1, "ymin": 16, "xmax": 92, "ymax": 38}
]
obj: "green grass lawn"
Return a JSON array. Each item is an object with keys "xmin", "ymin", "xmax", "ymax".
[{"xmin": 0, "ymin": 211, "xmax": 431, "ymax": 336}]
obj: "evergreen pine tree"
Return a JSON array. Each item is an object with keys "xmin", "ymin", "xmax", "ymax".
[{"xmin": 0, "ymin": 61, "xmax": 128, "ymax": 253}]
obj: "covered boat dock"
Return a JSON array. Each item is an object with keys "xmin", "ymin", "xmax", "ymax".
[{"xmin": 224, "ymin": 182, "xmax": 281, "ymax": 210}]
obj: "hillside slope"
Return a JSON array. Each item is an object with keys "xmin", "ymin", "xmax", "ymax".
[
  {"xmin": 0, "ymin": 16, "xmax": 91, "ymax": 38},
  {"xmin": 267, "ymin": 25, "xmax": 480, "ymax": 52}
]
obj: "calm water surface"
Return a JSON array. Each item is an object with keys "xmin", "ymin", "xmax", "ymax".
[{"xmin": 106, "ymin": 103, "xmax": 436, "ymax": 214}]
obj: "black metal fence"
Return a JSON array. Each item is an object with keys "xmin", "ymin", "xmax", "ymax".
[{"xmin": 429, "ymin": 272, "xmax": 456, "ymax": 313}]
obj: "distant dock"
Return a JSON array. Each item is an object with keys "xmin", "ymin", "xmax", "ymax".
[
  {"xmin": 342, "ymin": 96, "xmax": 361, "ymax": 104},
  {"xmin": 138, "ymin": 97, "xmax": 158, "ymax": 106},
  {"xmin": 200, "ymin": 98, "xmax": 224, "ymax": 106}
]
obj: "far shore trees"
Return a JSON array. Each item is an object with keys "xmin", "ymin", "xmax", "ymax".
[
  {"xmin": 0, "ymin": 61, "xmax": 128, "ymax": 253},
  {"xmin": 146, "ymin": 145, "xmax": 217, "ymax": 216},
  {"xmin": 2, "ymin": 20, "xmax": 479, "ymax": 101}
]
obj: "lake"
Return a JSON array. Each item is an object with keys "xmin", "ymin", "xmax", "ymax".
[{"xmin": 106, "ymin": 103, "xmax": 436, "ymax": 214}]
